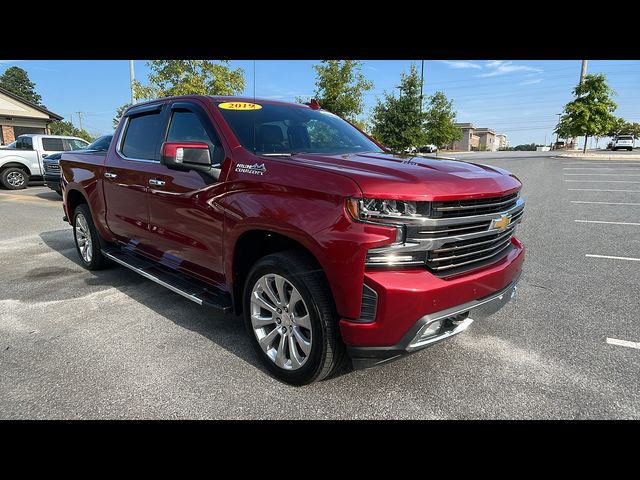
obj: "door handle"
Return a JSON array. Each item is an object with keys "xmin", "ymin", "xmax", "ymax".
[
  {"xmin": 104, "ymin": 172, "xmax": 118, "ymax": 179},
  {"xmin": 149, "ymin": 179, "xmax": 165, "ymax": 187}
]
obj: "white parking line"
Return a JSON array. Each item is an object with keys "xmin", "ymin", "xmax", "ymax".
[
  {"xmin": 586, "ymin": 254, "xmax": 640, "ymax": 262},
  {"xmin": 565, "ymin": 180, "xmax": 640, "ymax": 183},
  {"xmin": 606, "ymin": 338, "xmax": 640, "ymax": 350},
  {"xmin": 563, "ymin": 162, "xmax": 640, "ymax": 165},
  {"xmin": 564, "ymin": 173, "xmax": 640, "ymax": 176},
  {"xmin": 568, "ymin": 189, "xmax": 640, "ymax": 193},
  {"xmin": 571, "ymin": 201, "xmax": 640, "ymax": 206},
  {"xmin": 575, "ymin": 220, "xmax": 640, "ymax": 226}
]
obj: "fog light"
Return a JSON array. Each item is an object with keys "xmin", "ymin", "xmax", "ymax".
[{"xmin": 416, "ymin": 319, "xmax": 442, "ymax": 342}]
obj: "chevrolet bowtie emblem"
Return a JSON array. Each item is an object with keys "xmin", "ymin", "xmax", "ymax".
[{"xmin": 492, "ymin": 215, "xmax": 511, "ymax": 230}]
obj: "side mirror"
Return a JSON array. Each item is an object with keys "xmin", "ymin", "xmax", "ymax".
[{"xmin": 161, "ymin": 142, "xmax": 212, "ymax": 171}]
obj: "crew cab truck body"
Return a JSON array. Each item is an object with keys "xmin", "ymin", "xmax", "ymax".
[
  {"xmin": 0, "ymin": 134, "xmax": 89, "ymax": 189},
  {"xmin": 60, "ymin": 95, "xmax": 524, "ymax": 385}
]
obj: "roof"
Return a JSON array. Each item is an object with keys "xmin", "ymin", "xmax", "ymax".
[
  {"xmin": 0, "ymin": 86, "xmax": 63, "ymax": 121},
  {"xmin": 127, "ymin": 95, "xmax": 313, "ymax": 111}
]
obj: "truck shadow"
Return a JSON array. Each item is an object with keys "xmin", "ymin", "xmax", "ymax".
[
  {"xmin": 39, "ymin": 229, "xmax": 353, "ymax": 383},
  {"xmin": 34, "ymin": 191, "xmax": 62, "ymax": 202}
]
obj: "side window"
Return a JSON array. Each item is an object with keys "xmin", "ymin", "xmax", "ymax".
[
  {"xmin": 66, "ymin": 139, "xmax": 90, "ymax": 150},
  {"xmin": 122, "ymin": 111, "xmax": 163, "ymax": 160},
  {"xmin": 42, "ymin": 137, "xmax": 65, "ymax": 151},
  {"xmin": 16, "ymin": 137, "xmax": 33, "ymax": 150},
  {"xmin": 166, "ymin": 110, "xmax": 217, "ymax": 145}
]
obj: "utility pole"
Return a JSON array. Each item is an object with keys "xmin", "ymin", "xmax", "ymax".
[
  {"xmin": 580, "ymin": 60, "xmax": 588, "ymax": 84},
  {"xmin": 75, "ymin": 112, "xmax": 84, "ymax": 131},
  {"xmin": 579, "ymin": 60, "xmax": 588, "ymax": 151},
  {"xmin": 129, "ymin": 60, "xmax": 136, "ymax": 104},
  {"xmin": 420, "ymin": 60, "xmax": 424, "ymax": 113}
]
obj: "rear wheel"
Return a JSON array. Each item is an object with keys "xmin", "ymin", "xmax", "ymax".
[
  {"xmin": 72, "ymin": 204, "xmax": 110, "ymax": 270},
  {"xmin": 243, "ymin": 251, "xmax": 346, "ymax": 385},
  {"xmin": 0, "ymin": 167, "xmax": 28, "ymax": 190}
]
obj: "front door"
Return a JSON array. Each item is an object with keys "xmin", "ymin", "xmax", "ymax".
[
  {"xmin": 103, "ymin": 102, "xmax": 165, "ymax": 255},
  {"xmin": 146, "ymin": 100, "xmax": 227, "ymax": 286}
]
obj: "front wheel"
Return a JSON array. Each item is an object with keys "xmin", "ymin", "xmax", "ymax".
[
  {"xmin": 244, "ymin": 251, "xmax": 345, "ymax": 385},
  {"xmin": 0, "ymin": 167, "xmax": 29, "ymax": 190}
]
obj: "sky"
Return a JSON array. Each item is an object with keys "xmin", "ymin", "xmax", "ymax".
[{"xmin": 1, "ymin": 59, "xmax": 639, "ymax": 146}]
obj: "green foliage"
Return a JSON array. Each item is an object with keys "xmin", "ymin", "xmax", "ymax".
[
  {"xmin": 555, "ymin": 73, "xmax": 617, "ymax": 153},
  {"xmin": 371, "ymin": 64, "xmax": 428, "ymax": 151},
  {"xmin": 113, "ymin": 103, "xmax": 132, "ymax": 130},
  {"xmin": 605, "ymin": 117, "xmax": 628, "ymax": 137},
  {"xmin": 513, "ymin": 143, "xmax": 539, "ymax": 151},
  {"xmin": 49, "ymin": 120, "xmax": 94, "ymax": 142},
  {"xmin": 423, "ymin": 91, "xmax": 462, "ymax": 149},
  {"xmin": 310, "ymin": 60, "xmax": 373, "ymax": 123},
  {"xmin": 0, "ymin": 66, "xmax": 43, "ymax": 106},
  {"xmin": 133, "ymin": 60, "xmax": 245, "ymax": 101}
]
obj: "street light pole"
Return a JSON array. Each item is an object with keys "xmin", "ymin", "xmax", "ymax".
[
  {"xmin": 555, "ymin": 113, "xmax": 562, "ymax": 149},
  {"xmin": 580, "ymin": 60, "xmax": 588, "ymax": 84},
  {"xmin": 129, "ymin": 60, "xmax": 136, "ymax": 104}
]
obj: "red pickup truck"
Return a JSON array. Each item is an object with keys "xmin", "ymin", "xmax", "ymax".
[{"xmin": 60, "ymin": 95, "xmax": 524, "ymax": 385}]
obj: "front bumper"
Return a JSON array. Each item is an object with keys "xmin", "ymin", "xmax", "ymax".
[
  {"xmin": 43, "ymin": 173, "xmax": 60, "ymax": 192},
  {"xmin": 347, "ymin": 270, "xmax": 521, "ymax": 369}
]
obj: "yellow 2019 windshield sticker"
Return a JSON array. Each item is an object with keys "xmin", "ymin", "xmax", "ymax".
[{"xmin": 218, "ymin": 102, "xmax": 262, "ymax": 110}]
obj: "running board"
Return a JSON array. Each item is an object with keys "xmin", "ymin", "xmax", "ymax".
[{"xmin": 102, "ymin": 247, "xmax": 232, "ymax": 313}]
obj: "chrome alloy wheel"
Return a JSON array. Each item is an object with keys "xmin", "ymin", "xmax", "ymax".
[
  {"xmin": 74, "ymin": 213, "xmax": 93, "ymax": 264},
  {"xmin": 250, "ymin": 274, "xmax": 312, "ymax": 370},
  {"xmin": 7, "ymin": 171, "xmax": 25, "ymax": 187}
]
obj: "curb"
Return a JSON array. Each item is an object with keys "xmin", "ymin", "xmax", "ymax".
[{"xmin": 556, "ymin": 153, "xmax": 640, "ymax": 161}]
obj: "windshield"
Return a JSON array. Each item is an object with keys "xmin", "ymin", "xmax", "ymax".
[
  {"xmin": 617, "ymin": 136, "xmax": 633, "ymax": 140},
  {"xmin": 87, "ymin": 135, "xmax": 113, "ymax": 151},
  {"xmin": 214, "ymin": 101, "xmax": 383, "ymax": 155}
]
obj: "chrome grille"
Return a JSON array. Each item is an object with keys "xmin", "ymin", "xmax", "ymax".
[
  {"xmin": 430, "ymin": 192, "xmax": 519, "ymax": 218},
  {"xmin": 44, "ymin": 162, "xmax": 60, "ymax": 173}
]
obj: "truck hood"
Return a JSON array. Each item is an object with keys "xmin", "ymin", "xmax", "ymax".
[{"xmin": 280, "ymin": 152, "xmax": 521, "ymax": 201}]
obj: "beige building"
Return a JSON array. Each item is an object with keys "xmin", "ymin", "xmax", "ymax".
[
  {"xmin": 0, "ymin": 87, "xmax": 62, "ymax": 146},
  {"xmin": 448, "ymin": 123, "xmax": 501, "ymax": 151},
  {"xmin": 495, "ymin": 133, "xmax": 509, "ymax": 150}
]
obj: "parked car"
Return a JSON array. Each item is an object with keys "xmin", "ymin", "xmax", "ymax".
[
  {"xmin": 60, "ymin": 96, "xmax": 525, "ymax": 385},
  {"xmin": 44, "ymin": 135, "xmax": 113, "ymax": 195},
  {"xmin": 419, "ymin": 144, "xmax": 438, "ymax": 153},
  {"xmin": 0, "ymin": 134, "xmax": 90, "ymax": 190},
  {"xmin": 611, "ymin": 135, "xmax": 634, "ymax": 151}
]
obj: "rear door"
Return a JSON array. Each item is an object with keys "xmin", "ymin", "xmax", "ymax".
[
  {"xmin": 145, "ymin": 100, "xmax": 227, "ymax": 285},
  {"xmin": 103, "ymin": 102, "xmax": 166, "ymax": 254}
]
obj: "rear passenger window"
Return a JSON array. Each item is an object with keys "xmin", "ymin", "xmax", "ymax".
[
  {"xmin": 122, "ymin": 112, "xmax": 163, "ymax": 160},
  {"xmin": 42, "ymin": 138, "xmax": 65, "ymax": 151}
]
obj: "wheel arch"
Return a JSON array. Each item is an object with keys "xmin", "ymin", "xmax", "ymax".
[
  {"xmin": 230, "ymin": 229, "xmax": 328, "ymax": 316},
  {"xmin": 0, "ymin": 161, "xmax": 31, "ymax": 176}
]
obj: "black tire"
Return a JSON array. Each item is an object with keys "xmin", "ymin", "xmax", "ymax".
[
  {"xmin": 243, "ymin": 250, "xmax": 346, "ymax": 385},
  {"xmin": 0, "ymin": 167, "xmax": 29, "ymax": 190},
  {"xmin": 628, "ymin": 148, "xmax": 633, "ymax": 152},
  {"xmin": 612, "ymin": 147, "xmax": 617, "ymax": 151},
  {"xmin": 72, "ymin": 204, "xmax": 110, "ymax": 270}
]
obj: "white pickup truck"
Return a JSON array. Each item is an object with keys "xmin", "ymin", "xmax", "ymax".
[{"xmin": 0, "ymin": 134, "xmax": 90, "ymax": 189}]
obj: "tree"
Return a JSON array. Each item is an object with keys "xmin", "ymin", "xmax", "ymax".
[
  {"xmin": 423, "ymin": 91, "xmax": 462, "ymax": 149},
  {"xmin": 132, "ymin": 60, "xmax": 245, "ymax": 100},
  {"xmin": 605, "ymin": 117, "xmax": 628, "ymax": 137},
  {"xmin": 371, "ymin": 64, "xmax": 428, "ymax": 151},
  {"xmin": 0, "ymin": 66, "xmax": 43, "ymax": 106},
  {"xmin": 113, "ymin": 103, "xmax": 132, "ymax": 130},
  {"xmin": 309, "ymin": 60, "xmax": 373, "ymax": 123},
  {"xmin": 555, "ymin": 73, "xmax": 617, "ymax": 153},
  {"xmin": 49, "ymin": 120, "xmax": 94, "ymax": 142}
]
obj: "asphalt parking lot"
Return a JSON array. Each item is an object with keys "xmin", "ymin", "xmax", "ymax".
[{"xmin": 1, "ymin": 152, "xmax": 638, "ymax": 419}]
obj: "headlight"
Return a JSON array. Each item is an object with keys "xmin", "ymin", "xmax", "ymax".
[{"xmin": 346, "ymin": 197, "xmax": 429, "ymax": 223}]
